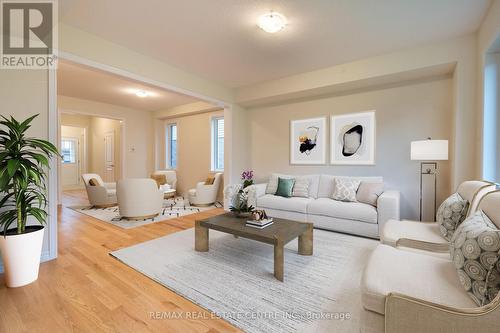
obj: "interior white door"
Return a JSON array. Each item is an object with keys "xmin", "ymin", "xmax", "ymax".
[
  {"xmin": 104, "ymin": 131, "xmax": 115, "ymax": 182},
  {"xmin": 61, "ymin": 137, "xmax": 80, "ymax": 188}
]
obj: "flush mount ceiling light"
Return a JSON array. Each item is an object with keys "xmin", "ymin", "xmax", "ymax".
[
  {"xmin": 258, "ymin": 12, "xmax": 287, "ymax": 33},
  {"xmin": 134, "ymin": 90, "xmax": 151, "ymax": 98}
]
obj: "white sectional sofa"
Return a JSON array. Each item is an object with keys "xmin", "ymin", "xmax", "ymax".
[{"xmin": 246, "ymin": 174, "xmax": 400, "ymax": 238}]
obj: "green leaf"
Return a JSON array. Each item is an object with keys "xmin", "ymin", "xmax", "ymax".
[{"xmin": 7, "ymin": 159, "xmax": 19, "ymax": 177}]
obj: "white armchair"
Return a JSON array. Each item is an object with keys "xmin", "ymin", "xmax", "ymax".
[
  {"xmin": 188, "ymin": 173, "xmax": 223, "ymax": 206},
  {"xmin": 151, "ymin": 170, "xmax": 177, "ymax": 190},
  {"xmin": 117, "ymin": 178, "xmax": 164, "ymax": 220},
  {"xmin": 81, "ymin": 173, "xmax": 117, "ymax": 208}
]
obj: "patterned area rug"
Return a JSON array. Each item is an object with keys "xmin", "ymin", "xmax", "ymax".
[
  {"xmin": 69, "ymin": 197, "xmax": 222, "ymax": 229},
  {"xmin": 111, "ymin": 228, "xmax": 378, "ymax": 332}
]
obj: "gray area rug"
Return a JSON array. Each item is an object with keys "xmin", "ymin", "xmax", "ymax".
[
  {"xmin": 69, "ymin": 197, "xmax": 222, "ymax": 229},
  {"xmin": 111, "ymin": 228, "xmax": 377, "ymax": 332}
]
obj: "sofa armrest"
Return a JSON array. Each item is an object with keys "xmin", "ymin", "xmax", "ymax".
[
  {"xmin": 377, "ymin": 190, "xmax": 400, "ymax": 234},
  {"xmin": 385, "ymin": 292, "xmax": 500, "ymax": 333},
  {"xmin": 246, "ymin": 183, "xmax": 267, "ymax": 208}
]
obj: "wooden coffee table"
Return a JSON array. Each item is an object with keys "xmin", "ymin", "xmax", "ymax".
[{"xmin": 195, "ymin": 213, "xmax": 313, "ymax": 281}]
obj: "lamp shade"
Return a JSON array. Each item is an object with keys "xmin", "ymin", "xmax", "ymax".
[{"xmin": 410, "ymin": 140, "xmax": 448, "ymax": 161}]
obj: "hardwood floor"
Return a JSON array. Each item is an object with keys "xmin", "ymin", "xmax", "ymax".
[{"xmin": 0, "ymin": 190, "xmax": 241, "ymax": 333}]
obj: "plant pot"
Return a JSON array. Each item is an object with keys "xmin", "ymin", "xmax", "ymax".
[{"xmin": 0, "ymin": 226, "xmax": 44, "ymax": 288}]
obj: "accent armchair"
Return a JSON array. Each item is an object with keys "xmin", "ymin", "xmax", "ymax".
[
  {"xmin": 188, "ymin": 173, "xmax": 223, "ymax": 206},
  {"xmin": 360, "ymin": 190, "xmax": 500, "ymax": 333},
  {"xmin": 380, "ymin": 180, "xmax": 497, "ymax": 255},
  {"xmin": 81, "ymin": 173, "xmax": 117, "ymax": 208},
  {"xmin": 150, "ymin": 170, "xmax": 177, "ymax": 190},
  {"xmin": 117, "ymin": 178, "xmax": 164, "ymax": 220}
]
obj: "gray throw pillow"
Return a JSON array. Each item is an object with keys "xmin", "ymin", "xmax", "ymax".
[
  {"xmin": 331, "ymin": 178, "xmax": 361, "ymax": 202},
  {"xmin": 450, "ymin": 210, "xmax": 500, "ymax": 306},
  {"xmin": 356, "ymin": 182, "xmax": 384, "ymax": 207},
  {"xmin": 292, "ymin": 176, "xmax": 310, "ymax": 198},
  {"xmin": 436, "ymin": 192, "xmax": 469, "ymax": 241}
]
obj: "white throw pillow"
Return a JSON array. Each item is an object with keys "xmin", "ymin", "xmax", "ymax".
[
  {"xmin": 331, "ymin": 178, "xmax": 361, "ymax": 202},
  {"xmin": 292, "ymin": 177, "xmax": 310, "ymax": 198}
]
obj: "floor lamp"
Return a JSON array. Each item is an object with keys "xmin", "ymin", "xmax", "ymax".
[{"xmin": 411, "ymin": 139, "xmax": 448, "ymax": 221}]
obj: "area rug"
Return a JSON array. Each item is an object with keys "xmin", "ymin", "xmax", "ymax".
[
  {"xmin": 69, "ymin": 197, "xmax": 222, "ymax": 229},
  {"xmin": 110, "ymin": 228, "xmax": 378, "ymax": 332}
]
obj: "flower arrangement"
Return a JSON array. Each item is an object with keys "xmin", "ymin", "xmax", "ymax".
[{"xmin": 241, "ymin": 170, "xmax": 254, "ymax": 188}]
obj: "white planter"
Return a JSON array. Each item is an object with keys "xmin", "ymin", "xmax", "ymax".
[{"xmin": 0, "ymin": 226, "xmax": 44, "ymax": 288}]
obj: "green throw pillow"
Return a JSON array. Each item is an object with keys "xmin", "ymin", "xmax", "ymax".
[{"xmin": 276, "ymin": 177, "xmax": 295, "ymax": 198}]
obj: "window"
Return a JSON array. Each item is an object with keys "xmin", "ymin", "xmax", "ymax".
[
  {"xmin": 211, "ymin": 117, "xmax": 224, "ymax": 171},
  {"xmin": 61, "ymin": 138, "xmax": 77, "ymax": 164},
  {"xmin": 166, "ymin": 123, "xmax": 177, "ymax": 169}
]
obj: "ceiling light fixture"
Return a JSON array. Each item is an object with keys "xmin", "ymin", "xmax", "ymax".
[
  {"xmin": 135, "ymin": 90, "xmax": 150, "ymax": 98},
  {"xmin": 258, "ymin": 11, "xmax": 287, "ymax": 33}
]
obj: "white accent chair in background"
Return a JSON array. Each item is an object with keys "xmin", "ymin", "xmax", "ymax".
[
  {"xmin": 151, "ymin": 170, "xmax": 177, "ymax": 191},
  {"xmin": 81, "ymin": 173, "xmax": 117, "ymax": 208},
  {"xmin": 188, "ymin": 173, "xmax": 223, "ymax": 206},
  {"xmin": 117, "ymin": 178, "xmax": 164, "ymax": 220}
]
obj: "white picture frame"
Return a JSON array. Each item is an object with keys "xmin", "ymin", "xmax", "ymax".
[
  {"xmin": 290, "ymin": 117, "xmax": 326, "ymax": 165},
  {"xmin": 330, "ymin": 111, "xmax": 376, "ymax": 165}
]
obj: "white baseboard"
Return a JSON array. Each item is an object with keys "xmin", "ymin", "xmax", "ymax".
[{"xmin": 0, "ymin": 250, "xmax": 53, "ymax": 274}]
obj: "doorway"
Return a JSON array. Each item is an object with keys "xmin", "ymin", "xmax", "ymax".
[{"xmin": 61, "ymin": 125, "xmax": 85, "ymax": 189}]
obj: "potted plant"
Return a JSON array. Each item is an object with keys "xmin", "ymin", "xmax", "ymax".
[
  {"xmin": 229, "ymin": 189, "xmax": 255, "ymax": 218},
  {"xmin": 0, "ymin": 115, "xmax": 59, "ymax": 288}
]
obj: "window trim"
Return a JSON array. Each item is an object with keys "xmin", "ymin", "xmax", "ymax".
[
  {"xmin": 166, "ymin": 123, "xmax": 177, "ymax": 170},
  {"xmin": 211, "ymin": 116, "xmax": 224, "ymax": 172}
]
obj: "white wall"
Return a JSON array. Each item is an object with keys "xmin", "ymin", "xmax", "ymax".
[
  {"xmin": 236, "ymin": 35, "xmax": 478, "ymax": 190},
  {"xmin": 58, "ymin": 95, "xmax": 154, "ymax": 178},
  {"xmin": 247, "ymin": 78, "xmax": 453, "ymax": 220}
]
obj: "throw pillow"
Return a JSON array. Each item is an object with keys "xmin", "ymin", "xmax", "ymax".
[
  {"xmin": 436, "ymin": 192, "xmax": 469, "ymax": 241},
  {"xmin": 205, "ymin": 176, "xmax": 215, "ymax": 185},
  {"xmin": 450, "ymin": 211, "xmax": 500, "ymax": 306},
  {"xmin": 266, "ymin": 173, "xmax": 292, "ymax": 194},
  {"xmin": 276, "ymin": 177, "xmax": 295, "ymax": 198},
  {"xmin": 356, "ymin": 182, "xmax": 384, "ymax": 207},
  {"xmin": 88, "ymin": 178, "xmax": 99, "ymax": 186},
  {"xmin": 292, "ymin": 176, "xmax": 310, "ymax": 198},
  {"xmin": 151, "ymin": 174, "xmax": 167, "ymax": 188},
  {"xmin": 331, "ymin": 178, "xmax": 361, "ymax": 202}
]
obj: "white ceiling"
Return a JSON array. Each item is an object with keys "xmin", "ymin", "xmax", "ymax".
[
  {"xmin": 57, "ymin": 61, "xmax": 201, "ymax": 111},
  {"xmin": 59, "ymin": 0, "xmax": 491, "ymax": 88}
]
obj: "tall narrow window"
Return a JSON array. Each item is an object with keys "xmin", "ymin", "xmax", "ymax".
[
  {"xmin": 212, "ymin": 117, "xmax": 224, "ymax": 171},
  {"xmin": 166, "ymin": 123, "xmax": 177, "ymax": 169},
  {"xmin": 61, "ymin": 138, "xmax": 77, "ymax": 164}
]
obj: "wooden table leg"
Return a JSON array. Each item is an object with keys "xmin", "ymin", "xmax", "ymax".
[
  {"xmin": 274, "ymin": 239, "xmax": 284, "ymax": 282},
  {"xmin": 298, "ymin": 223, "xmax": 313, "ymax": 256},
  {"xmin": 195, "ymin": 220, "xmax": 209, "ymax": 252}
]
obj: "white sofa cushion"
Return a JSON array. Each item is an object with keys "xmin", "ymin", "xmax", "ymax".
[
  {"xmin": 257, "ymin": 194, "xmax": 313, "ymax": 214},
  {"xmin": 317, "ymin": 175, "xmax": 383, "ymax": 198},
  {"xmin": 380, "ymin": 219, "xmax": 445, "ymax": 247},
  {"xmin": 292, "ymin": 176, "xmax": 310, "ymax": 197},
  {"xmin": 361, "ymin": 244, "xmax": 476, "ymax": 315},
  {"xmin": 307, "ymin": 198, "xmax": 377, "ymax": 224}
]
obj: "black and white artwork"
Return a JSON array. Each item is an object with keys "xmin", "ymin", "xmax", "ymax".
[
  {"xmin": 290, "ymin": 117, "xmax": 326, "ymax": 164},
  {"xmin": 331, "ymin": 111, "xmax": 375, "ymax": 165}
]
